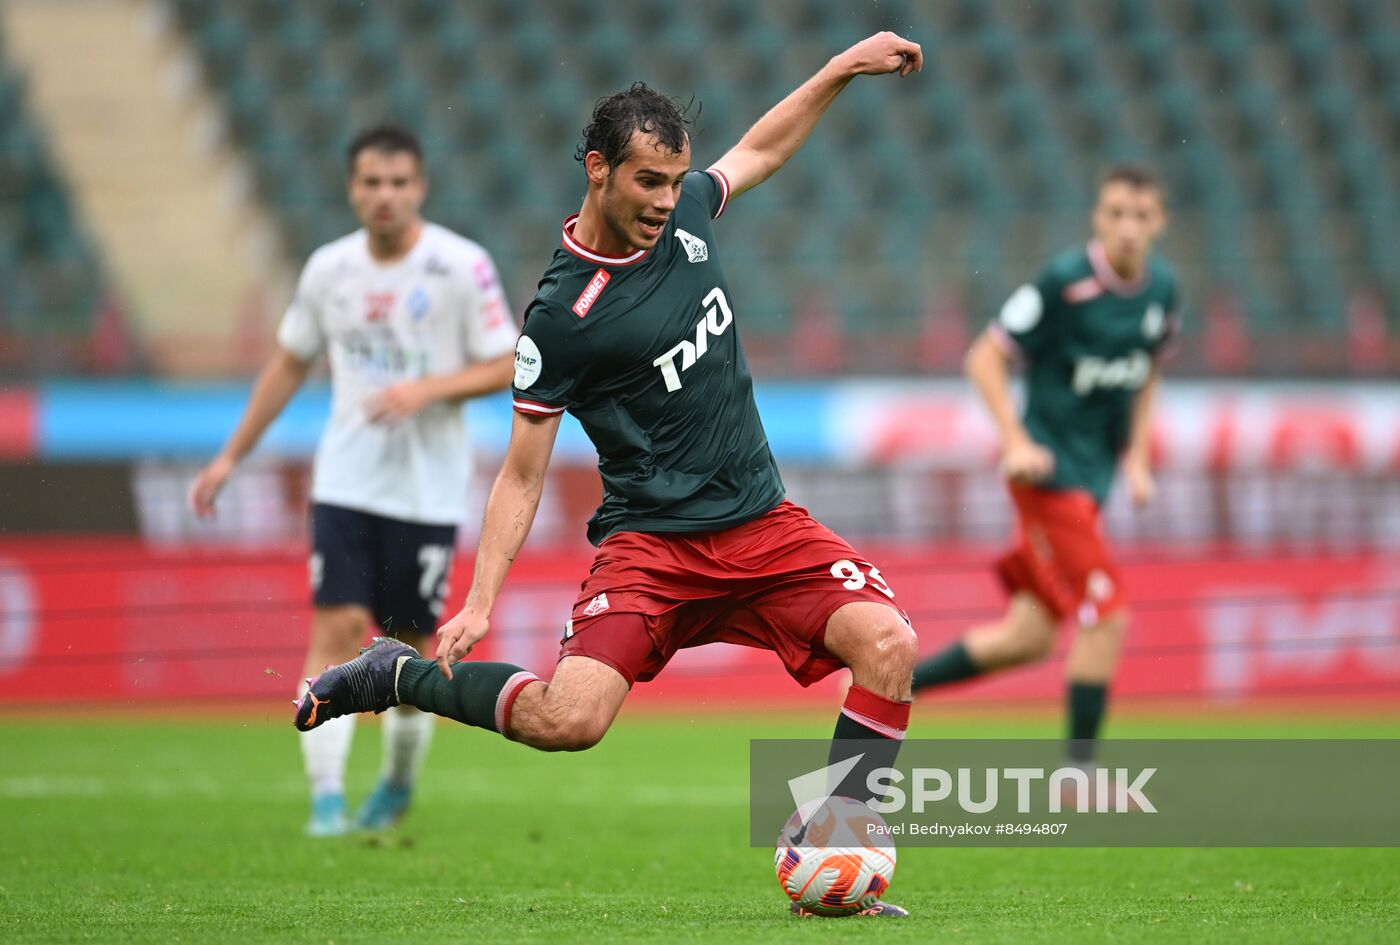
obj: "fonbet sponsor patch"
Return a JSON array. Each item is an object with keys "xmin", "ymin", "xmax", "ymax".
[{"xmin": 572, "ymin": 267, "xmax": 611, "ymax": 317}]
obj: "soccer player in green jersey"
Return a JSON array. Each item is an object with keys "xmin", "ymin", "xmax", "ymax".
[
  {"xmin": 911, "ymin": 165, "xmax": 1178, "ymax": 774},
  {"xmin": 296, "ymin": 33, "xmax": 923, "ymax": 916}
]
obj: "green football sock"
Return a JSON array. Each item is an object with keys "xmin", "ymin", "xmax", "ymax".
[
  {"xmin": 911, "ymin": 640, "xmax": 983, "ymax": 692},
  {"xmin": 1067, "ymin": 681, "xmax": 1108, "ymax": 763},
  {"xmin": 395, "ymin": 658, "xmax": 538, "ymax": 734}
]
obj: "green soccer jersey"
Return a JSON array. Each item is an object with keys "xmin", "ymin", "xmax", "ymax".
[
  {"xmin": 991, "ymin": 240, "xmax": 1180, "ymax": 504},
  {"xmin": 510, "ymin": 169, "xmax": 785, "ymax": 545}
]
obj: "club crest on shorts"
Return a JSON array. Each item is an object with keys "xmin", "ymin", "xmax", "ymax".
[
  {"xmin": 1086, "ymin": 569, "xmax": 1115, "ymax": 602},
  {"xmin": 675, "ymin": 228, "xmax": 708, "ymax": 263},
  {"xmin": 583, "ymin": 593, "xmax": 610, "ymax": 617}
]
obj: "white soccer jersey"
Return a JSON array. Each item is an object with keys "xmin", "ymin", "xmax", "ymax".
[{"xmin": 277, "ymin": 223, "xmax": 517, "ymax": 525}]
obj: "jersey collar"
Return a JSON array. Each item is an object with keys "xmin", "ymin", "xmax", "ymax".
[
  {"xmin": 1086, "ymin": 239, "xmax": 1149, "ymax": 297},
  {"xmin": 561, "ymin": 215, "xmax": 651, "ymax": 267}
]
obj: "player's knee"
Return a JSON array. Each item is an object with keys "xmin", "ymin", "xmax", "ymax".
[
  {"xmin": 312, "ymin": 606, "xmax": 370, "ymax": 648},
  {"xmin": 883, "ymin": 621, "xmax": 920, "ymax": 675},
  {"xmin": 989, "ymin": 601, "xmax": 1054, "ymax": 664},
  {"xmin": 853, "ymin": 613, "xmax": 919, "ymax": 675},
  {"xmin": 529, "ymin": 704, "xmax": 609, "ymax": 752},
  {"xmin": 539, "ymin": 723, "xmax": 606, "ymax": 752},
  {"xmin": 1027, "ymin": 629, "xmax": 1056, "ymax": 663},
  {"xmin": 1093, "ymin": 610, "xmax": 1129, "ymax": 638}
]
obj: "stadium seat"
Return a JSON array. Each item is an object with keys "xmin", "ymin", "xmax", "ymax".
[
  {"xmin": 167, "ymin": 0, "xmax": 218, "ymax": 33},
  {"xmin": 1112, "ymin": 29, "xmax": 1175, "ymax": 90},
  {"xmin": 1070, "ymin": 0, "xmax": 1152, "ymax": 36},
  {"xmin": 1044, "ymin": 29, "xmax": 1099, "ymax": 92},
  {"xmin": 393, "ymin": 0, "xmax": 452, "ymax": 30},
  {"xmin": 0, "ymin": 39, "xmax": 106, "ymax": 374},
  {"xmin": 1308, "ymin": 0, "xmax": 1370, "ymax": 39},
  {"xmin": 0, "ymin": 74, "xmax": 23, "ymax": 129},
  {"xmin": 193, "ymin": 17, "xmax": 250, "ymax": 89}
]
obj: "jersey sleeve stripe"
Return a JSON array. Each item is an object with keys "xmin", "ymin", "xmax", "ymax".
[
  {"xmin": 706, "ymin": 168, "xmax": 731, "ymax": 219},
  {"xmin": 513, "ymin": 398, "xmax": 566, "ymax": 416}
]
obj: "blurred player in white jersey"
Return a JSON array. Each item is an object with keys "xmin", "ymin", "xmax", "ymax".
[{"xmin": 189, "ymin": 126, "xmax": 517, "ymax": 835}]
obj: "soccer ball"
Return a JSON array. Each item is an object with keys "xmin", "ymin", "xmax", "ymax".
[{"xmin": 773, "ymin": 796, "xmax": 897, "ymax": 916}]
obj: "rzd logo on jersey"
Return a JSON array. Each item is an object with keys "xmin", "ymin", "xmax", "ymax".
[
  {"xmin": 1071, "ymin": 350, "xmax": 1151, "ymax": 395},
  {"xmin": 653, "ymin": 287, "xmax": 733, "ymax": 392}
]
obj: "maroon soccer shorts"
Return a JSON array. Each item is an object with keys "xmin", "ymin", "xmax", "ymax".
[
  {"xmin": 557, "ymin": 500, "xmax": 909, "ymax": 686},
  {"xmin": 996, "ymin": 481, "xmax": 1126, "ymax": 626}
]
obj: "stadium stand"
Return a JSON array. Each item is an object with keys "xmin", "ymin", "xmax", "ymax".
[
  {"xmin": 6, "ymin": 0, "xmax": 1400, "ymax": 376},
  {"xmin": 0, "ymin": 22, "xmax": 108, "ymax": 377}
]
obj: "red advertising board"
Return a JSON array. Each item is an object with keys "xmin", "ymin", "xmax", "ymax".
[
  {"xmin": 0, "ymin": 389, "xmax": 36, "ymax": 458},
  {"xmin": 1, "ymin": 539, "xmax": 1397, "ymax": 708}
]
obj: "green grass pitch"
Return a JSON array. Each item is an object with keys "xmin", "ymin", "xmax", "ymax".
[{"xmin": 2, "ymin": 711, "xmax": 1397, "ymax": 944}]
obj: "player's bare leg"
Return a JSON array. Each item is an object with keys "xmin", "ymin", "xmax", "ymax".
[
  {"xmin": 298, "ymin": 603, "xmax": 371, "ymax": 836},
  {"xmin": 297, "ymin": 642, "xmax": 629, "ymax": 754},
  {"xmin": 912, "ymin": 592, "xmax": 1055, "ymax": 691},
  {"xmin": 498, "ymin": 656, "xmax": 629, "ymax": 751},
  {"xmin": 822, "ymin": 601, "xmax": 917, "ymax": 800},
  {"xmin": 302, "ymin": 603, "xmax": 374, "ymax": 680},
  {"xmin": 1063, "ymin": 610, "xmax": 1127, "ymax": 766},
  {"xmin": 355, "ymin": 629, "xmax": 440, "ymax": 830},
  {"xmin": 964, "ymin": 592, "xmax": 1057, "ymax": 670},
  {"xmin": 1065, "ymin": 610, "xmax": 1127, "ymax": 683},
  {"xmin": 816, "ymin": 601, "xmax": 916, "ymax": 918},
  {"xmin": 825, "ymin": 601, "xmax": 919, "ymax": 701}
]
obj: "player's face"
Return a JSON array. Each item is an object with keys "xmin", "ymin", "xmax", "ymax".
[
  {"xmin": 347, "ymin": 149, "xmax": 426, "ymax": 240},
  {"xmin": 596, "ymin": 132, "xmax": 690, "ymax": 252},
  {"xmin": 1092, "ymin": 182, "xmax": 1166, "ymax": 276}
]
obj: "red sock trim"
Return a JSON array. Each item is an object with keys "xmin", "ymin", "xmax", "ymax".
[
  {"xmin": 840, "ymin": 685, "xmax": 911, "ymax": 740},
  {"xmin": 494, "ymin": 671, "xmax": 541, "ymax": 734}
]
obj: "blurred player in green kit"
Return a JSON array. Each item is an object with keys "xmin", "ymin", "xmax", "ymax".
[{"xmin": 913, "ymin": 165, "xmax": 1179, "ymax": 771}]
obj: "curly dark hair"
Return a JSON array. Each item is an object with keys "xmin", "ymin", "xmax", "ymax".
[{"xmin": 575, "ymin": 82, "xmax": 696, "ymax": 168}]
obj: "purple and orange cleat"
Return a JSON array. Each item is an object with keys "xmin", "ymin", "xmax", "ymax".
[
  {"xmin": 293, "ymin": 637, "xmax": 419, "ymax": 732},
  {"xmin": 790, "ymin": 901, "xmax": 910, "ymax": 918}
]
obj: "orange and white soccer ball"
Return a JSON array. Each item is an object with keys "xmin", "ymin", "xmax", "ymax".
[{"xmin": 773, "ymin": 796, "xmax": 897, "ymax": 916}]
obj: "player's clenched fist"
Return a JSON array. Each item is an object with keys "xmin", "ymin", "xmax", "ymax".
[
  {"xmin": 1123, "ymin": 459, "xmax": 1157, "ymax": 508},
  {"xmin": 435, "ymin": 607, "xmax": 490, "ymax": 678},
  {"xmin": 833, "ymin": 31, "xmax": 923, "ymax": 78},
  {"xmin": 1001, "ymin": 435, "xmax": 1055, "ymax": 484}
]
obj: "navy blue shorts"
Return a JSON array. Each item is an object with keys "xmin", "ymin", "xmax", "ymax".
[{"xmin": 309, "ymin": 503, "xmax": 457, "ymax": 638}]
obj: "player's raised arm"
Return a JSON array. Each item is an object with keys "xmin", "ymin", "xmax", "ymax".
[
  {"xmin": 710, "ymin": 31, "xmax": 921, "ymax": 201},
  {"xmin": 435, "ymin": 410, "xmax": 562, "ymax": 676},
  {"xmin": 188, "ymin": 346, "xmax": 312, "ymax": 518}
]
